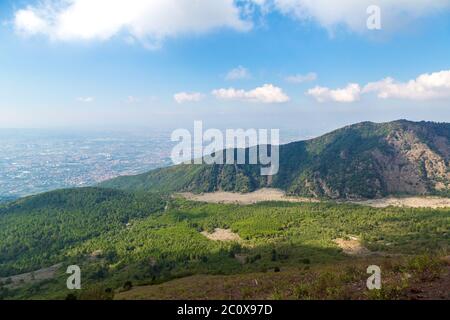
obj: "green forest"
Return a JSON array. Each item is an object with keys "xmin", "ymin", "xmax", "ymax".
[{"xmin": 0, "ymin": 187, "xmax": 448, "ymax": 300}]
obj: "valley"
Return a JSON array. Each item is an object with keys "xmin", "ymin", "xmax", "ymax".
[{"xmin": 0, "ymin": 188, "xmax": 448, "ymax": 300}]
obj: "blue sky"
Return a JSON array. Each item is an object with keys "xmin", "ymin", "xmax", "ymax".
[{"xmin": 1, "ymin": 0, "xmax": 450, "ymax": 134}]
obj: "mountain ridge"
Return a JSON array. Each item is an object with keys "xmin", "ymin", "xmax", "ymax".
[{"xmin": 100, "ymin": 120, "xmax": 450, "ymax": 199}]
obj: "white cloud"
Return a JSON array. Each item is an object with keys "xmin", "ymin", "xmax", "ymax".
[
  {"xmin": 77, "ymin": 96, "xmax": 94, "ymax": 103},
  {"xmin": 307, "ymin": 83, "xmax": 361, "ymax": 103},
  {"xmin": 174, "ymin": 92, "xmax": 205, "ymax": 104},
  {"xmin": 363, "ymin": 70, "xmax": 450, "ymax": 100},
  {"xmin": 14, "ymin": 0, "xmax": 252, "ymax": 47},
  {"xmin": 307, "ymin": 70, "xmax": 450, "ymax": 103},
  {"xmin": 14, "ymin": 7, "xmax": 49, "ymax": 35},
  {"xmin": 225, "ymin": 66, "xmax": 251, "ymax": 80},
  {"xmin": 12, "ymin": 0, "xmax": 450, "ymax": 47},
  {"xmin": 270, "ymin": 0, "xmax": 450, "ymax": 32},
  {"xmin": 212, "ymin": 84, "xmax": 289, "ymax": 104},
  {"xmin": 286, "ymin": 72, "xmax": 317, "ymax": 84}
]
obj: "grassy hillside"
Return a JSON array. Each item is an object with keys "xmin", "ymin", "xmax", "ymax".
[
  {"xmin": 117, "ymin": 256, "xmax": 450, "ymax": 300},
  {"xmin": 101, "ymin": 120, "xmax": 450, "ymax": 199}
]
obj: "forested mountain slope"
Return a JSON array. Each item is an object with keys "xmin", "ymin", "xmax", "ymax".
[
  {"xmin": 0, "ymin": 188, "xmax": 166, "ymax": 277},
  {"xmin": 101, "ymin": 120, "xmax": 450, "ymax": 199}
]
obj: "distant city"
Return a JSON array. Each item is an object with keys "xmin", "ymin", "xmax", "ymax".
[
  {"xmin": 0, "ymin": 128, "xmax": 309, "ymax": 202},
  {"xmin": 0, "ymin": 129, "xmax": 175, "ymax": 201}
]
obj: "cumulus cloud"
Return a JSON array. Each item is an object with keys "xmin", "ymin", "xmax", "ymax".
[
  {"xmin": 307, "ymin": 83, "xmax": 361, "ymax": 103},
  {"xmin": 265, "ymin": 0, "xmax": 450, "ymax": 32},
  {"xmin": 14, "ymin": 7, "xmax": 49, "ymax": 35},
  {"xmin": 307, "ymin": 70, "xmax": 450, "ymax": 103},
  {"xmin": 13, "ymin": 0, "xmax": 251, "ymax": 47},
  {"xmin": 286, "ymin": 72, "xmax": 317, "ymax": 84},
  {"xmin": 363, "ymin": 70, "xmax": 450, "ymax": 100},
  {"xmin": 225, "ymin": 66, "xmax": 251, "ymax": 80},
  {"xmin": 77, "ymin": 96, "xmax": 94, "ymax": 103},
  {"xmin": 212, "ymin": 84, "xmax": 289, "ymax": 104},
  {"xmin": 174, "ymin": 92, "xmax": 205, "ymax": 104}
]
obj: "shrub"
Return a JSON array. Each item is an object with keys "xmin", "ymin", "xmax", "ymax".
[
  {"xmin": 406, "ymin": 255, "xmax": 443, "ymax": 281},
  {"xmin": 123, "ymin": 281, "xmax": 133, "ymax": 291}
]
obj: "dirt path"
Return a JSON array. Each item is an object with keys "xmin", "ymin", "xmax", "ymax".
[
  {"xmin": 179, "ymin": 188, "xmax": 319, "ymax": 205},
  {"xmin": 179, "ymin": 189, "xmax": 450, "ymax": 208},
  {"xmin": 352, "ymin": 197, "xmax": 450, "ymax": 209}
]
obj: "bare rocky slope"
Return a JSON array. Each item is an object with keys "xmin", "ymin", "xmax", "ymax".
[{"xmin": 101, "ymin": 120, "xmax": 450, "ymax": 199}]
